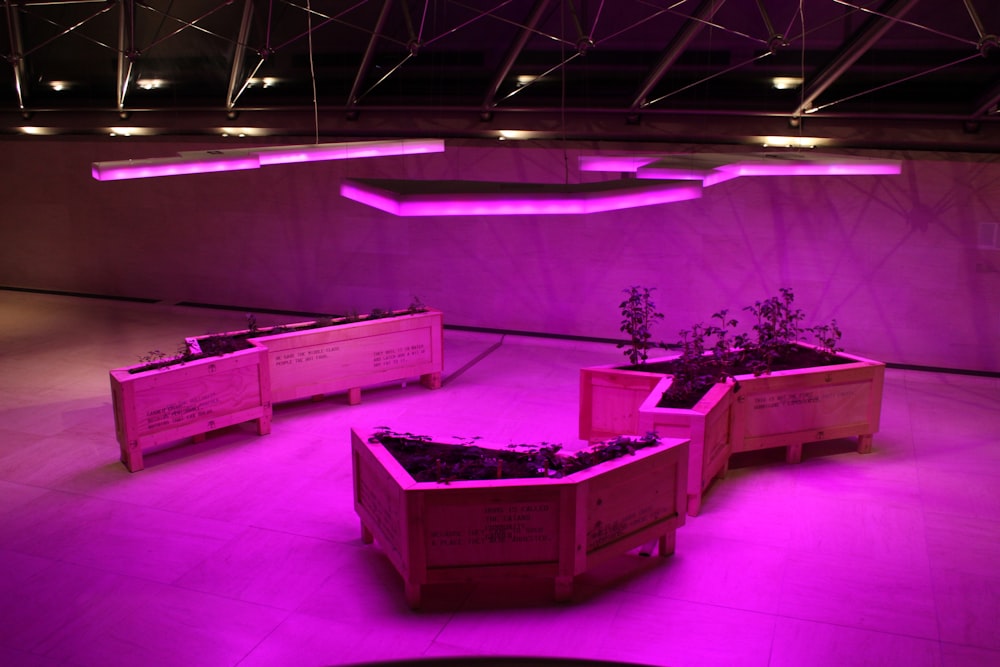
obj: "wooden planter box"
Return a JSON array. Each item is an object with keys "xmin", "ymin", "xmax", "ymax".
[
  {"xmin": 109, "ymin": 347, "xmax": 272, "ymax": 472},
  {"xmin": 188, "ymin": 308, "xmax": 444, "ymax": 405},
  {"xmin": 638, "ymin": 377, "xmax": 734, "ymax": 516},
  {"xmin": 579, "ymin": 363, "xmax": 667, "ymax": 442},
  {"xmin": 351, "ymin": 428, "xmax": 689, "ymax": 608},
  {"xmin": 729, "ymin": 344, "xmax": 886, "ymax": 463}
]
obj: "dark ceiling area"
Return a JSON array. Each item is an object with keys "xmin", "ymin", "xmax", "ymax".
[{"xmin": 2, "ymin": 0, "xmax": 1000, "ymax": 151}]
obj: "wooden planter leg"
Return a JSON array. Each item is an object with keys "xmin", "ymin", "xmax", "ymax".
[
  {"xmin": 404, "ymin": 581, "xmax": 422, "ymax": 609},
  {"xmin": 554, "ymin": 576, "xmax": 573, "ymax": 602},
  {"xmin": 361, "ymin": 522, "xmax": 374, "ymax": 545},
  {"xmin": 659, "ymin": 530, "xmax": 676, "ymax": 558},
  {"xmin": 420, "ymin": 372, "xmax": 442, "ymax": 390},
  {"xmin": 857, "ymin": 434, "xmax": 873, "ymax": 454},
  {"xmin": 687, "ymin": 493, "xmax": 702, "ymax": 517},
  {"xmin": 786, "ymin": 443, "xmax": 803, "ymax": 464},
  {"xmin": 121, "ymin": 440, "xmax": 143, "ymax": 473}
]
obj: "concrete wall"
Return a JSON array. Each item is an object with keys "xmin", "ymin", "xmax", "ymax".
[{"xmin": 1, "ymin": 137, "xmax": 998, "ymax": 371}]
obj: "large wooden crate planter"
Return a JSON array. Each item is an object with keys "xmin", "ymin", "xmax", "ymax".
[
  {"xmin": 351, "ymin": 428, "xmax": 689, "ymax": 608},
  {"xmin": 729, "ymin": 344, "xmax": 886, "ymax": 463},
  {"xmin": 110, "ymin": 347, "xmax": 272, "ymax": 472},
  {"xmin": 189, "ymin": 308, "xmax": 443, "ymax": 405},
  {"xmin": 638, "ymin": 377, "xmax": 734, "ymax": 516},
  {"xmin": 579, "ymin": 363, "xmax": 666, "ymax": 442}
]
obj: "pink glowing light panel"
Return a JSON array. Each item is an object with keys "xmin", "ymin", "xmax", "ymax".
[
  {"xmin": 340, "ymin": 178, "xmax": 703, "ymax": 216},
  {"xmin": 580, "ymin": 152, "xmax": 903, "ymax": 187},
  {"xmin": 92, "ymin": 139, "xmax": 446, "ymax": 181},
  {"xmin": 91, "ymin": 153, "xmax": 261, "ymax": 181}
]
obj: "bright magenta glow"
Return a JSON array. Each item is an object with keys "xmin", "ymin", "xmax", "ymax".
[
  {"xmin": 577, "ymin": 155, "xmax": 660, "ymax": 172},
  {"xmin": 92, "ymin": 139, "xmax": 446, "ymax": 181},
  {"xmin": 255, "ymin": 139, "xmax": 445, "ymax": 166},
  {"xmin": 340, "ymin": 178, "xmax": 702, "ymax": 216},
  {"xmin": 91, "ymin": 154, "xmax": 261, "ymax": 181},
  {"xmin": 581, "ymin": 152, "xmax": 903, "ymax": 187}
]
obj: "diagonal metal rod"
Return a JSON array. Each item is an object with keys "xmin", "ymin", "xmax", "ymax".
[
  {"xmin": 498, "ymin": 51, "xmax": 582, "ymax": 103},
  {"xmin": 805, "ymin": 51, "xmax": 984, "ymax": 115},
  {"xmin": 19, "ymin": 2, "xmax": 116, "ymax": 56},
  {"xmin": 596, "ymin": 1, "xmax": 695, "ymax": 45},
  {"xmin": 355, "ymin": 53, "xmax": 414, "ymax": 104},
  {"xmin": 138, "ymin": 1, "xmax": 237, "ymax": 52},
  {"xmin": 275, "ymin": 0, "xmax": 390, "ymax": 52},
  {"xmin": 641, "ymin": 49, "xmax": 773, "ymax": 109},
  {"xmin": 4, "ymin": 0, "xmax": 27, "ymax": 110},
  {"xmin": 631, "ymin": 0, "xmax": 730, "ymax": 112},
  {"xmin": 483, "ymin": 0, "xmax": 553, "ymax": 110},
  {"xmin": 226, "ymin": 0, "xmax": 256, "ymax": 110},
  {"xmin": 793, "ymin": 0, "xmax": 919, "ymax": 118},
  {"xmin": 422, "ymin": 0, "xmax": 518, "ymax": 48},
  {"xmin": 348, "ymin": 0, "xmax": 394, "ymax": 107},
  {"xmin": 587, "ymin": 0, "xmax": 607, "ymax": 39},
  {"xmin": 282, "ymin": 0, "xmax": 408, "ymax": 49},
  {"xmin": 832, "ymin": 0, "xmax": 981, "ymax": 47},
  {"xmin": 117, "ymin": 0, "xmax": 135, "ymax": 110}
]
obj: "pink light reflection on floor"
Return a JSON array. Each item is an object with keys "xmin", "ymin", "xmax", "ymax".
[{"xmin": 0, "ymin": 292, "xmax": 997, "ymax": 667}]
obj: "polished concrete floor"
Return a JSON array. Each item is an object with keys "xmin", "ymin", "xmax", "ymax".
[{"xmin": 1, "ymin": 290, "xmax": 998, "ymax": 667}]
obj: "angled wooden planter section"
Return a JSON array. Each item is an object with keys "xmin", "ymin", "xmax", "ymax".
[
  {"xmin": 111, "ymin": 308, "xmax": 444, "ymax": 472},
  {"xmin": 351, "ymin": 428, "xmax": 689, "ymax": 608},
  {"xmin": 109, "ymin": 347, "xmax": 272, "ymax": 472},
  {"xmin": 579, "ymin": 363, "xmax": 666, "ymax": 442},
  {"xmin": 638, "ymin": 377, "xmax": 734, "ymax": 516},
  {"xmin": 187, "ymin": 308, "xmax": 444, "ymax": 406},
  {"xmin": 729, "ymin": 344, "xmax": 886, "ymax": 463}
]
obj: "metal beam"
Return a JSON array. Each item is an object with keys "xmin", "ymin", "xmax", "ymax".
[
  {"xmin": 347, "ymin": 0, "xmax": 393, "ymax": 107},
  {"xmin": 226, "ymin": 0, "xmax": 256, "ymax": 112},
  {"xmin": 971, "ymin": 87, "xmax": 1000, "ymax": 118},
  {"xmin": 4, "ymin": 0, "xmax": 27, "ymax": 111},
  {"xmin": 793, "ymin": 0, "xmax": 919, "ymax": 118},
  {"xmin": 629, "ymin": 0, "xmax": 728, "ymax": 112},
  {"xmin": 481, "ymin": 0, "xmax": 552, "ymax": 111},
  {"xmin": 116, "ymin": 0, "xmax": 136, "ymax": 112}
]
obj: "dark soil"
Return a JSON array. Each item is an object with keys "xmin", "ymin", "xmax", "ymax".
[
  {"xmin": 617, "ymin": 346, "xmax": 854, "ymax": 410},
  {"xmin": 128, "ymin": 308, "xmax": 426, "ymax": 373},
  {"xmin": 371, "ymin": 431, "xmax": 661, "ymax": 483}
]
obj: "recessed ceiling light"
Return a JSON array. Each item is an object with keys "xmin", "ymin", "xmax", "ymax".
[
  {"xmin": 136, "ymin": 78, "xmax": 167, "ymax": 90},
  {"xmin": 248, "ymin": 77, "xmax": 281, "ymax": 88},
  {"xmin": 219, "ymin": 127, "xmax": 269, "ymax": 137},
  {"xmin": 761, "ymin": 136, "xmax": 824, "ymax": 148},
  {"xmin": 772, "ymin": 77, "xmax": 803, "ymax": 90},
  {"xmin": 108, "ymin": 126, "xmax": 156, "ymax": 137}
]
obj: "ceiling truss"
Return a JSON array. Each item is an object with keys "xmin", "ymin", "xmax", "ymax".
[{"xmin": 1, "ymin": 0, "xmax": 998, "ymax": 151}]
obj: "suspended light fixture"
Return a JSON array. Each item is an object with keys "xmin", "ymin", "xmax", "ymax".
[
  {"xmin": 91, "ymin": 139, "xmax": 446, "ymax": 181},
  {"xmin": 340, "ymin": 178, "xmax": 703, "ymax": 216},
  {"xmin": 580, "ymin": 152, "xmax": 902, "ymax": 187}
]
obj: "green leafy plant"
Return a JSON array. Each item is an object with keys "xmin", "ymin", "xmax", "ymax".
[
  {"xmin": 808, "ymin": 319, "xmax": 844, "ymax": 357},
  {"xmin": 655, "ymin": 287, "xmax": 848, "ymax": 408},
  {"xmin": 739, "ymin": 287, "xmax": 806, "ymax": 375},
  {"xmin": 618, "ymin": 286, "xmax": 664, "ymax": 365}
]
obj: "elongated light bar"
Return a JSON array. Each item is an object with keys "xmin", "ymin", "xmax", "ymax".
[
  {"xmin": 580, "ymin": 152, "xmax": 902, "ymax": 187},
  {"xmin": 253, "ymin": 139, "xmax": 445, "ymax": 166},
  {"xmin": 340, "ymin": 178, "xmax": 702, "ymax": 216},
  {"xmin": 91, "ymin": 153, "xmax": 261, "ymax": 181},
  {"xmin": 92, "ymin": 139, "xmax": 446, "ymax": 181}
]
